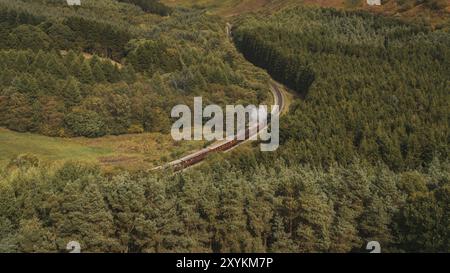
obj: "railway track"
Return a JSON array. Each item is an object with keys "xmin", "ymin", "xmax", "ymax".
[{"xmin": 153, "ymin": 81, "xmax": 285, "ymax": 171}]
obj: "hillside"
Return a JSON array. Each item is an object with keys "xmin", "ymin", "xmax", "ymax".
[
  {"xmin": 162, "ymin": 0, "xmax": 450, "ymax": 25},
  {"xmin": 0, "ymin": 0, "xmax": 270, "ymax": 139}
]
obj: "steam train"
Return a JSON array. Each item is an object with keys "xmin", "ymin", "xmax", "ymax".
[
  {"xmin": 168, "ymin": 114, "xmax": 273, "ymax": 171},
  {"xmin": 159, "ymin": 83, "xmax": 281, "ymax": 172}
]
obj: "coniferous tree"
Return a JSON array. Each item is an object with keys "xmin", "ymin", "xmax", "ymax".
[{"xmin": 62, "ymin": 77, "xmax": 81, "ymax": 107}]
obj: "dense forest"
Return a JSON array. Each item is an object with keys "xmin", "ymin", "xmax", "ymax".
[
  {"xmin": 234, "ymin": 7, "xmax": 449, "ymax": 172},
  {"xmin": 0, "ymin": 2, "xmax": 449, "ymax": 253},
  {"xmin": 0, "ymin": 154, "xmax": 448, "ymax": 252},
  {"xmin": 0, "ymin": 0, "xmax": 269, "ymax": 137}
]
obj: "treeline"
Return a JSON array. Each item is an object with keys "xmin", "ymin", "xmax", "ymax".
[
  {"xmin": 118, "ymin": 0, "xmax": 172, "ymax": 16},
  {"xmin": 62, "ymin": 16, "xmax": 131, "ymax": 60},
  {"xmin": 234, "ymin": 7, "xmax": 450, "ymax": 171},
  {"xmin": 0, "ymin": 155, "xmax": 448, "ymax": 252},
  {"xmin": 0, "ymin": 3, "xmax": 132, "ymax": 60},
  {"xmin": 234, "ymin": 30, "xmax": 315, "ymax": 96}
]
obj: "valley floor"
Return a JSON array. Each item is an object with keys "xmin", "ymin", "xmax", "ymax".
[{"xmin": 0, "ymin": 128, "xmax": 205, "ymax": 171}]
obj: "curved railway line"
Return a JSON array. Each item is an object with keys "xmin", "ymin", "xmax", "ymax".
[
  {"xmin": 153, "ymin": 81, "xmax": 285, "ymax": 171},
  {"xmin": 153, "ymin": 23, "xmax": 286, "ymax": 171}
]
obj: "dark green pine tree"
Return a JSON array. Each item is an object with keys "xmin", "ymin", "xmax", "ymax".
[
  {"xmin": 62, "ymin": 77, "xmax": 81, "ymax": 107},
  {"xmin": 121, "ymin": 65, "xmax": 136, "ymax": 83},
  {"xmin": 99, "ymin": 61, "xmax": 118, "ymax": 83},
  {"xmin": 79, "ymin": 61, "xmax": 94, "ymax": 84},
  {"xmin": 64, "ymin": 50, "xmax": 78, "ymax": 68},
  {"xmin": 68, "ymin": 57, "xmax": 82, "ymax": 79},
  {"xmin": 46, "ymin": 54, "xmax": 68, "ymax": 79},
  {"xmin": 92, "ymin": 63, "xmax": 106, "ymax": 83}
]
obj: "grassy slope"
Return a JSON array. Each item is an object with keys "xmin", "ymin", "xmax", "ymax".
[
  {"xmin": 162, "ymin": 0, "xmax": 289, "ymax": 16},
  {"xmin": 0, "ymin": 128, "xmax": 205, "ymax": 170},
  {"xmin": 162, "ymin": 0, "xmax": 449, "ymax": 25}
]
